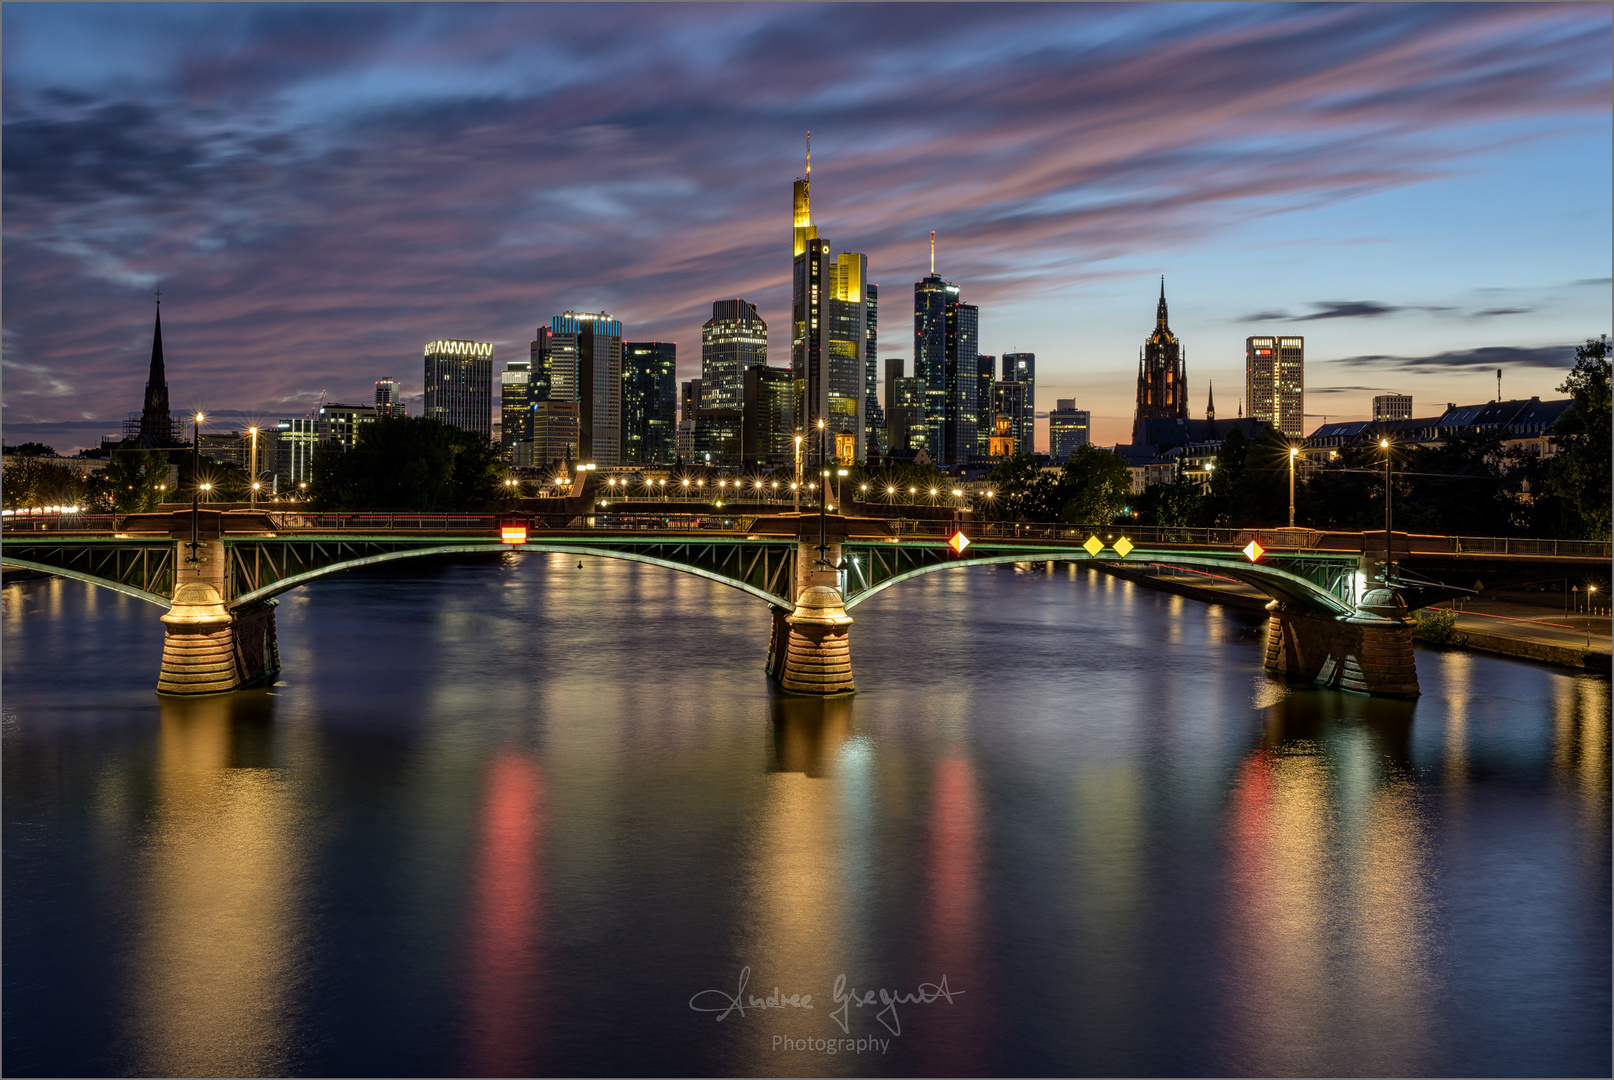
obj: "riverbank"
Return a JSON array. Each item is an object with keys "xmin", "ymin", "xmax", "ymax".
[{"xmin": 1093, "ymin": 562, "xmax": 1612, "ymax": 675}]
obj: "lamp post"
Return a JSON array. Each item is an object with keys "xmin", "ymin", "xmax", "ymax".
[
  {"xmin": 816, "ymin": 418, "xmax": 827, "ymax": 570},
  {"xmin": 794, "ymin": 434, "xmax": 804, "ymax": 513},
  {"xmin": 1381, "ymin": 437, "xmax": 1393, "ymax": 582},
  {"xmin": 247, "ymin": 426, "xmax": 259, "ymax": 507},
  {"xmin": 188, "ymin": 412, "xmax": 204, "ymax": 565},
  {"xmin": 1288, "ymin": 446, "xmax": 1299, "ymax": 529}
]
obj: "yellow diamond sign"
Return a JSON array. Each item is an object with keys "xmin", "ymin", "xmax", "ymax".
[
  {"xmin": 1082, "ymin": 534, "xmax": 1103, "ymax": 556},
  {"xmin": 1113, "ymin": 536, "xmax": 1134, "ymax": 558},
  {"xmin": 1243, "ymin": 539, "xmax": 1265, "ymax": 562},
  {"xmin": 949, "ymin": 531, "xmax": 971, "ymax": 554}
]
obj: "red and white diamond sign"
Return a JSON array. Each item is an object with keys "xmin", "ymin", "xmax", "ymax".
[
  {"xmin": 949, "ymin": 531, "xmax": 971, "ymax": 554},
  {"xmin": 1243, "ymin": 539, "xmax": 1264, "ymax": 562}
]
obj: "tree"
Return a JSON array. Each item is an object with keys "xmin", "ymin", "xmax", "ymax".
[
  {"xmin": 2, "ymin": 456, "xmax": 88, "ymax": 510},
  {"xmin": 1548, "ymin": 335, "xmax": 1611, "ymax": 539},
  {"xmin": 92, "ymin": 448, "xmax": 171, "ymax": 513},
  {"xmin": 3, "ymin": 442, "xmax": 56, "ymax": 457},
  {"xmin": 977, "ymin": 453, "xmax": 1060, "ymax": 521},
  {"xmin": 1058, "ymin": 444, "xmax": 1132, "ymax": 526},
  {"xmin": 1135, "ymin": 459, "xmax": 1202, "ymax": 527},
  {"xmin": 309, "ymin": 416, "xmax": 517, "ymax": 511}
]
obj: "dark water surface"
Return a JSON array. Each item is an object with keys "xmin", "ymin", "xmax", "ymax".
[{"xmin": 4, "ymin": 556, "xmax": 1609, "ymax": 1077}]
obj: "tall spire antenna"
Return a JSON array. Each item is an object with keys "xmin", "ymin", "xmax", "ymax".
[
  {"xmin": 930, "ymin": 230, "xmax": 935, "ymax": 275},
  {"xmin": 155, "ymin": 287, "xmax": 162, "ymax": 307},
  {"xmin": 805, "ymin": 130, "xmax": 811, "ymax": 178}
]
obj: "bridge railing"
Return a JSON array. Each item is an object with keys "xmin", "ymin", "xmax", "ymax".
[
  {"xmin": 265, "ymin": 512, "xmax": 501, "ymax": 532},
  {"xmin": 1, "ymin": 513, "xmax": 122, "ymax": 532}
]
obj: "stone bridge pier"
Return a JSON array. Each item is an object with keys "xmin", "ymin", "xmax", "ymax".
[
  {"xmin": 766, "ymin": 515, "xmax": 855, "ymax": 696},
  {"xmin": 157, "ymin": 532, "xmax": 279, "ymax": 696},
  {"xmin": 1263, "ymin": 558, "xmax": 1420, "ymax": 698}
]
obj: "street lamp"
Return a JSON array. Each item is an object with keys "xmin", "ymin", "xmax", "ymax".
[
  {"xmin": 188, "ymin": 412, "xmax": 204, "ymax": 565},
  {"xmin": 247, "ymin": 426, "xmax": 259, "ymax": 507},
  {"xmin": 794, "ymin": 434, "xmax": 804, "ymax": 512},
  {"xmin": 1381, "ymin": 437, "xmax": 1393, "ymax": 577},
  {"xmin": 1288, "ymin": 446, "xmax": 1299, "ymax": 529}
]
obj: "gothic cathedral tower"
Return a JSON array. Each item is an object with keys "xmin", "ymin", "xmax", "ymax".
[{"xmin": 1131, "ymin": 278, "xmax": 1187, "ymax": 443}]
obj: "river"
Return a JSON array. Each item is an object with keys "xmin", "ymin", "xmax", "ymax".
[{"xmin": 3, "ymin": 554, "xmax": 1609, "ymax": 1076}]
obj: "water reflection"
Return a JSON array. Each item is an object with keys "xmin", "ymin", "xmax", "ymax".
[
  {"xmin": 126, "ymin": 691, "xmax": 306, "ymax": 1077},
  {"xmin": 460, "ymin": 753, "xmax": 547, "ymax": 1077},
  {"xmin": 1219, "ymin": 691, "xmax": 1434, "ymax": 1075},
  {"xmin": 734, "ymin": 695, "xmax": 853, "ymax": 1074}
]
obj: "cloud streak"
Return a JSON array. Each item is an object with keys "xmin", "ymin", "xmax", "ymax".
[{"xmin": 2, "ymin": 2, "xmax": 1609, "ymax": 448}]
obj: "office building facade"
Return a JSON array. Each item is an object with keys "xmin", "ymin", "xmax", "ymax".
[
  {"xmin": 701, "ymin": 301, "xmax": 766, "ymax": 411},
  {"xmin": 533, "ymin": 312, "xmax": 623, "ymax": 466},
  {"xmin": 991, "ymin": 381, "xmax": 1029, "ymax": 456},
  {"xmin": 1246, "ymin": 334, "xmax": 1304, "ymax": 437},
  {"xmin": 272, "ymin": 417, "xmax": 318, "ymax": 492},
  {"xmin": 424, "ymin": 339, "xmax": 494, "ymax": 438},
  {"xmin": 1373, "ymin": 393, "xmax": 1412, "ymax": 422},
  {"xmin": 499, "ymin": 360, "xmax": 532, "ymax": 458},
  {"xmin": 317, "ymin": 402, "xmax": 378, "ymax": 452},
  {"xmin": 623, "ymin": 341, "xmax": 678, "ymax": 466},
  {"xmin": 742, "ymin": 364, "xmax": 795, "ymax": 466},
  {"xmin": 975, "ymin": 355, "xmax": 996, "ymax": 457},
  {"xmin": 863, "ymin": 283, "xmax": 884, "ymax": 453},
  {"xmin": 1049, "ymin": 399, "xmax": 1091, "ymax": 462},
  {"xmin": 374, "ymin": 377, "xmax": 405, "ymax": 417},
  {"xmin": 1001, "ymin": 352, "xmax": 1035, "ymax": 455}
]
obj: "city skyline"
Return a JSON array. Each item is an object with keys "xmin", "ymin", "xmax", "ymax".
[{"xmin": 3, "ymin": 3, "xmax": 1610, "ymax": 454}]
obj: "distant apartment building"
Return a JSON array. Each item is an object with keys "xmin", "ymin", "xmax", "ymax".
[
  {"xmin": 317, "ymin": 402, "xmax": 378, "ymax": 452},
  {"xmin": 423, "ymin": 339, "xmax": 494, "ymax": 438},
  {"xmin": 1049, "ymin": 399, "xmax": 1091, "ymax": 462},
  {"xmin": 374, "ymin": 377, "xmax": 405, "ymax": 417},
  {"xmin": 1246, "ymin": 335, "xmax": 1304, "ymax": 438},
  {"xmin": 1373, "ymin": 393, "xmax": 1412, "ymax": 422}
]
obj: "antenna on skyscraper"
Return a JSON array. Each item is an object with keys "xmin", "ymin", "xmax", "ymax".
[
  {"xmin": 930, "ymin": 231, "xmax": 935, "ymax": 274},
  {"xmin": 806, "ymin": 130, "xmax": 811, "ymax": 178}
]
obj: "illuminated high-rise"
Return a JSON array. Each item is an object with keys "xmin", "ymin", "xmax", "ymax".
[
  {"xmin": 1246, "ymin": 334, "xmax": 1304, "ymax": 437},
  {"xmin": 863, "ymin": 283, "xmax": 884, "ymax": 454},
  {"xmin": 623, "ymin": 341, "xmax": 677, "ymax": 465},
  {"xmin": 702, "ymin": 300, "xmax": 766, "ymax": 410},
  {"xmin": 1001, "ymin": 352, "xmax": 1035, "ymax": 454},
  {"xmin": 1050, "ymin": 399, "xmax": 1091, "ymax": 462},
  {"xmin": 423, "ymin": 339, "xmax": 494, "ymax": 438},
  {"xmin": 913, "ymin": 234, "xmax": 979, "ymax": 465},
  {"xmin": 499, "ymin": 361, "xmax": 531, "ymax": 457},
  {"xmin": 533, "ymin": 312, "xmax": 623, "ymax": 466},
  {"xmin": 791, "ymin": 138, "xmax": 868, "ymax": 460},
  {"xmin": 374, "ymin": 377, "xmax": 405, "ymax": 418}
]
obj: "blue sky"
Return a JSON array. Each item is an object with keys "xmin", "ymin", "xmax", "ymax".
[{"xmin": 3, "ymin": 2, "xmax": 1609, "ymax": 451}]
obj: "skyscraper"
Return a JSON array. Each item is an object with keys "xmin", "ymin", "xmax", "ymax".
[
  {"xmin": 424, "ymin": 339, "xmax": 494, "ymax": 438},
  {"xmin": 1049, "ymin": 399, "xmax": 1091, "ymax": 462},
  {"xmin": 701, "ymin": 300, "xmax": 767, "ymax": 410},
  {"xmin": 791, "ymin": 140, "xmax": 869, "ymax": 460},
  {"xmin": 942, "ymin": 297, "xmax": 980, "ymax": 466},
  {"xmin": 374, "ymin": 377, "xmax": 405, "ymax": 418},
  {"xmin": 1131, "ymin": 279, "xmax": 1187, "ymax": 444},
  {"xmin": 991, "ymin": 381, "xmax": 1028, "ymax": 456},
  {"xmin": 742, "ymin": 364, "xmax": 795, "ymax": 466},
  {"xmin": 975, "ymin": 355, "xmax": 995, "ymax": 457},
  {"xmin": 914, "ymin": 235, "xmax": 979, "ymax": 465},
  {"xmin": 1246, "ymin": 335, "xmax": 1304, "ymax": 437},
  {"xmin": 863, "ymin": 283, "xmax": 884, "ymax": 454},
  {"xmin": 623, "ymin": 341, "xmax": 677, "ymax": 465},
  {"xmin": 535, "ymin": 312, "xmax": 623, "ymax": 466},
  {"xmin": 1001, "ymin": 352, "xmax": 1035, "ymax": 454},
  {"xmin": 139, "ymin": 298, "xmax": 179, "ymax": 448},
  {"xmin": 499, "ymin": 360, "xmax": 531, "ymax": 457}
]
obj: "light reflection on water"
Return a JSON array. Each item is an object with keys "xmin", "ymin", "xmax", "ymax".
[{"xmin": 2, "ymin": 559, "xmax": 1609, "ymax": 1077}]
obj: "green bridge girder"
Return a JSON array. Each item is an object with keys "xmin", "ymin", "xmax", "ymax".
[{"xmin": 2, "ymin": 530, "xmax": 1361, "ymax": 616}]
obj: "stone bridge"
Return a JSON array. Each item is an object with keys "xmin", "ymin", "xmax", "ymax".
[{"xmin": 4, "ymin": 507, "xmax": 1607, "ymax": 700}]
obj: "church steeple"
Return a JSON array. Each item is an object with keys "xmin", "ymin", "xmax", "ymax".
[
  {"xmin": 1206, "ymin": 379, "xmax": 1216, "ymax": 422},
  {"xmin": 1156, "ymin": 276, "xmax": 1169, "ymax": 330},
  {"xmin": 139, "ymin": 294, "xmax": 173, "ymax": 448}
]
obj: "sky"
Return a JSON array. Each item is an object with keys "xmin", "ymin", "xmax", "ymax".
[{"xmin": 3, "ymin": 2, "xmax": 1610, "ymax": 454}]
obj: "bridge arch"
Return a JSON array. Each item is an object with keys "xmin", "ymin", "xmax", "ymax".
[
  {"xmin": 0, "ymin": 557, "xmax": 172, "ymax": 608},
  {"xmin": 843, "ymin": 551, "xmax": 1354, "ymax": 616},
  {"xmin": 229, "ymin": 542, "xmax": 792, "ymax": 610}
]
